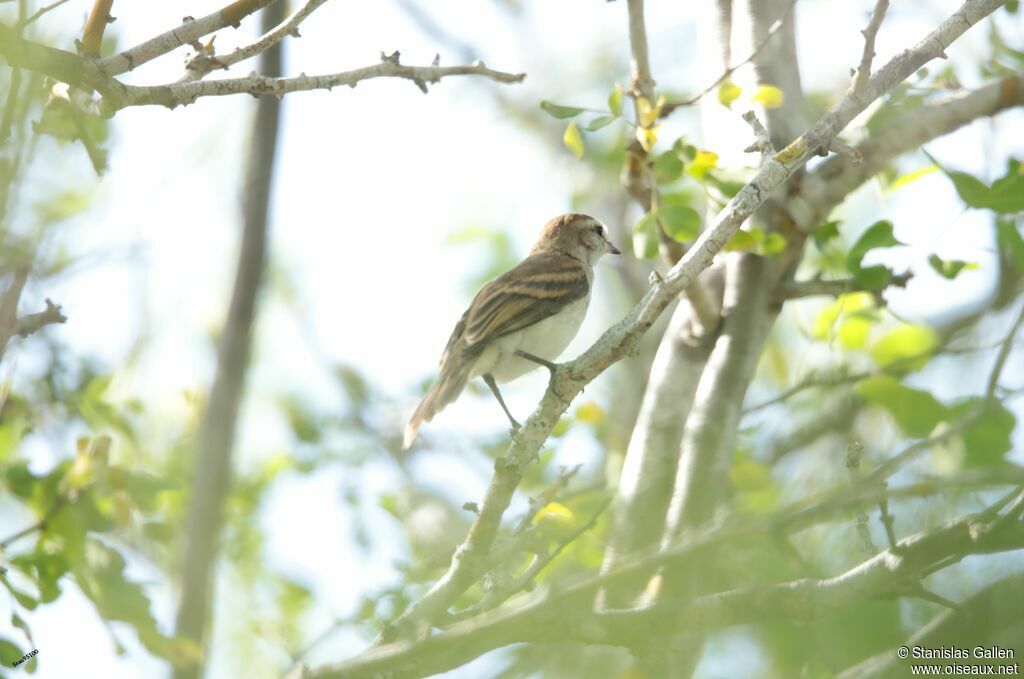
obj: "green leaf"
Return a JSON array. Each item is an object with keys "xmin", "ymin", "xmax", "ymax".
[
  {"xmin": 658, "ymin": 204, "xmax": 700, "ymax": 242},
  {"xmin": 997, "ymin": 218, "xmax": 1024, "ymax": 271},
  {"xmin": 760, "ymin": 232, "xmax": 787, "ymax": 256},
  {"xmin": 11, "ymin": 553, "xmax": 69, "ymax": 604},
  {"xmin": 0, "ymin": 637, "xmax": 24, "ymax": 666},
  {"xmin": 846, "ymin": 220, "xmax": 904, "ymax": 289},
  {"xmin": 0, "ymin": 572, "xmax": 38, "ymax": 610},
  {"xmin": 585, "ymin": 115, "xmax": 616, "ymax": 131},
  {"xmin": 812, "ymin": 292, "xmax": 879, "ymax": 348},
  {"xmin": 869, "ymin": 323, "xmax": 939, "ymax": 372},
  {"xmin": 947, "ymin": 170, "xmax": 992, "ymax": 208},
  {"xmin": 813, "ymin": 220, "xmax": 841, "ymax": 251},
  {"xmin": 927, "ymin": 254, "xmax": 977, "ymax": 280},
  {"xmin": 987, "ymin": 159, "xmax": 1024, "ymax": 213},
  {"xmin": 540, "ymin": 100, "xmax": 584, "ymax": 119},
  {"xmin": 632, "ymin": 212, "xmax": 660, "ymax": 259},
  {"xmin": 960, "ymin": 401, "xmax": 1016, "ymax": 466},
  {"xmin": 932, "ymin": 155, "xmax": 1024, "ymax": 214},
  {"xmin": 562, "ymin": 122, "xmax": 584, "ymax": 158},
  {"xmin": 653, "ymin": 149, "xmax": 685, "ymax": 182},
  {"xmin": 855, "ymin": 375, "xmax": 947, "ymax": 437},
  {"xmin": 608, "ymin": 84, "xmax": 623, "ymax": 116},
  {"xmin": 726, "ymin": 229, "xmax": 760, "ymax": 252}
]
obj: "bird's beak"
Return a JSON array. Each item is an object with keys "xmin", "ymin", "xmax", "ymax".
[{"xmin": 606, "ymin": 240, "xmax": 622, "ymax": 255}]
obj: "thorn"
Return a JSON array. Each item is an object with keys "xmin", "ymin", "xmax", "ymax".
[
  {"xmin": 472, "ymin": 59, "xmax": 485, "ymax": 68},
  {"xmin": 290, "ymin": 27, "xmax": 302, "ymax": 38},
  {"xmin": 414, "ymin": 78, "xmax": 428, "ymax": 94},
  {"xmin": 649, "ymin": 270, "xmax": 664, "ymax": 287},
  {"xmin": 107, "ymin": 15, "xmax": 117, "ymax": 24},
  {"xmin": 432, "ymin": 53, "xmax": 440, "ymax": 66},
  {"xmin": 462, "ymin": 501, "xmax": 480, "ymax": 515},
  {"xmin": 182, "ymin": 15, "xmax": 195, "ymax": 23}
]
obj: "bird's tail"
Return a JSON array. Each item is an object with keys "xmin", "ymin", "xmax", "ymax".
[{"xmin": 403, "ymin": 359, "xmax": 475, "ymax": 449}]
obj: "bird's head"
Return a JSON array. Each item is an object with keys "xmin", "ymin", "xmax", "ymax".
[{"xmin": 531, "ymin": 212, "xmax": 621, "ymax": 265}]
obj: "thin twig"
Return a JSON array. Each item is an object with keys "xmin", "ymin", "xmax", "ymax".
[
  {"xmin": 852, "ymin": 0, "xmax": 890, "ymax": 93},
  {"xmin": 15, "ymin": 0, "xmax": 72, "ymax": 30},
  {"xmin": 845, "ymin": 441, "xmax": 876, "ymax": 557},
  {"xmin": 985, "ymin": 299, "xmax": 1024, "ymax": 400},
  {"xmin": 661, "ymin": 0, "xmax": 798, "ymax": 116}
]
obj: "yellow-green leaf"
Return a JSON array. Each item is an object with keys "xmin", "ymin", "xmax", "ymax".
[
  {"xmin": 534, "ymin": 502, "xmax": 577, "ymax": 540},
  {"xmin": 717, "ymin": 78, "xmax": 742, "ymax": 108},
  {"xmin": 686, "ymin": 149, "xmax": 718, "ymax": 179},
  {"xmin": 563, "ymin": 122, "xmax": 584, "ymax": 158},
  {"xmin": 540, "ymin": 100, "xmax": 585, "ymax": 119},
  {"xmin": 636, "ymin": 125, "xmax": 659, "ymax": 151},
  {"xmin": 870, "ymin": 323, "xmax": 939, "ymax": 372},
  {"xmin": 608, "ymin": 83, "xmax": 623, "ymax": 116},
  {"xmin": 889, "ymin": 165, "xmax": 938, "ymax": 192},
  {"xmin": 753, "ymin": 84, "xmax": 784, "ymax": 109},
  {"xmin": 575, "ymin": 402, "xmax": 606, "ymax": 424}
]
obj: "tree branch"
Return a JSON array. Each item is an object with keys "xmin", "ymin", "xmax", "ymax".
[
  {"xmin": 852, "ymin": 0, "xmax": 890, "ymax": 94},
  {"xmin": 985, "ymin": 299, "xmax": 1024, "ymax": 400},
  {"xmin": 791, "ymin": 70, "xmax": 1024, "ymax": 232},
  {"xmin": 80, "ymin": 0, "xmax": 114, "ymax": 57},
  {"xmin": 181, "ymin": 0, "xmax": 331, "ymax": 80},
  {"xmin": 111, "ymin": 52, "xmax": 525, "ymax": 109},
  {"xmin": 96, "ymin": 0, "xmax": 280, "ymax": 76},
  {"xmin": 13, "ymin": 298, "xmax": 66, "ymax": 338},
  {"xmin": 310, "ymin": 488, "xmax": 1024, "ymax": 678},
  {"xmin": 368, "ymin": 0, "xmax": 1007, "ymax": 647}
]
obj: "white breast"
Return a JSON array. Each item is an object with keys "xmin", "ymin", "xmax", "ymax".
[{"xmin": 471, "ymin": 293, "xmax": 591, "ymax": 384}]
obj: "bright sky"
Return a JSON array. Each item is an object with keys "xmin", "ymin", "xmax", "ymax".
[{"xmin": 0, "ymin": 1, "xmax": 1022, "ymax": 677}]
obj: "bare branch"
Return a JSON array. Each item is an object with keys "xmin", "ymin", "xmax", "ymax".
[
  {"xmin": 985, "ymin": 299, "xmax": 1024, "ymax": 400},
  {"xmin": 97, "ymin": 0, "xmax": 280, "ymax": 76},
  {"xmin": 852, "ymin": 0, "xmax": 890, "ymax": 93},
  {"xmin": 367, "ymin": 0, "xmax": 1007, "ymax": 647},
  {"xmin": 110, "ymin": 53, "xmax": 525, "ymax": 109},
  {"xmin": 183, "ymin": 0, "xmax": 331, "ymax": 80},
  {"xmin": 16, "ymin": 0, "xmax": 72, "ymax": 30},
  {"xmin": 0, "ymin": 267, "xmax": 28, "ymax": 359},
  {"xmin": 780, "ymin": 270, "xmax": 912, "ymax": 299},
  {"xmin": 14, "ymin": 298, "xmax": 67, "ymax": 337},
  {"xmin": 80, "ymin": 0, "xmax": 114, "ymax": 57}
]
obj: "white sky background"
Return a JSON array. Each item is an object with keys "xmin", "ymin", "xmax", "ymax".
[{"xmin": 0, "ymin": 0, "xmax": 1022, "ymax": 677}]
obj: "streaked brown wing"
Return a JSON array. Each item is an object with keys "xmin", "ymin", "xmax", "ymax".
[{"xmin": 463, "ymin": 253, "xmax": 589, "ymax": 347}]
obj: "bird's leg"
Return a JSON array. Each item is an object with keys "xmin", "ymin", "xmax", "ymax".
[
  {"xmin": 514, "ymin": 350, "xmax": 558, "ymax": 375},
  {"xmin": 483, "ymin": 374, "xmax": 521, "ymax": 434}
]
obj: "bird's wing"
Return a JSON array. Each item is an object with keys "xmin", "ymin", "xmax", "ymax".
[{"xmin": 462, "ymin": 253, "xmax": 590, "ymax": 348}]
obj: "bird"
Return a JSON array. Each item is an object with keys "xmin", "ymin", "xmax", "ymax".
[{"xmin": 403, "ymin": 212, "xmax": 620, "ymax": 449}]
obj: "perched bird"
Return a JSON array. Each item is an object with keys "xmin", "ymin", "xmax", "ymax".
[{"xmin": 404, "ymin": 212, "xmax": 620, "ymax": 449}]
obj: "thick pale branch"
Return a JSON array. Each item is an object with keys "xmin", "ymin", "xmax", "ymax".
[{"xmin": 365, "ymin": 0, "xmax": 1007, "ymax": 652}]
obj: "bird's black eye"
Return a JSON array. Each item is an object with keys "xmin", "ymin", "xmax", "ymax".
[{"xmin": 593, "ymin": 225, "xmax": 604, "ymax": 237}]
